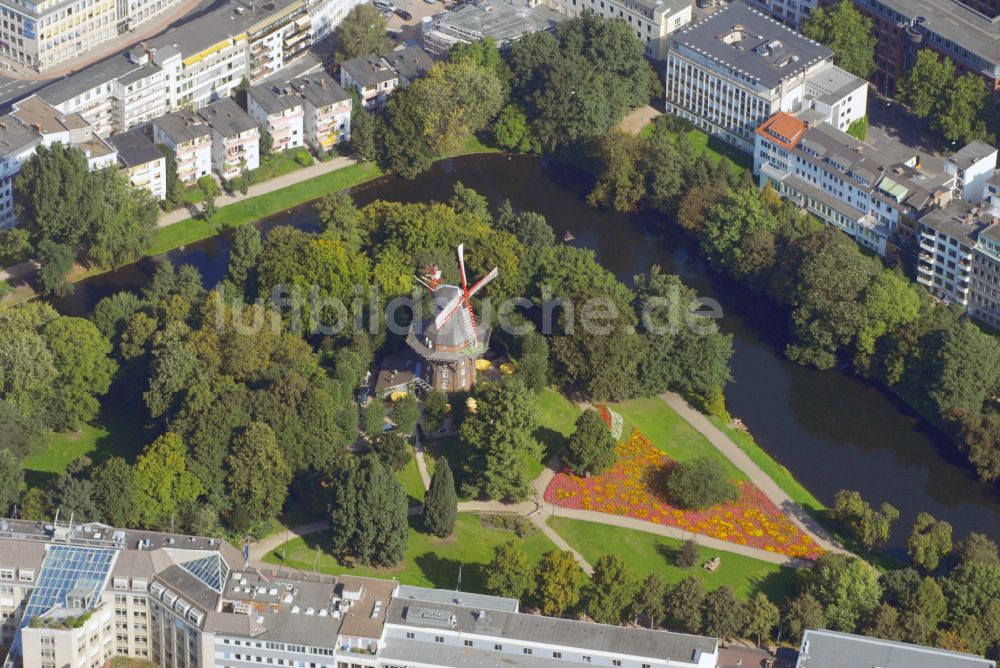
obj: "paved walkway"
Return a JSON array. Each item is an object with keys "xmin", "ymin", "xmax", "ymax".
[
  {"xmin": 158, "ymin": 155, "xmax": 358, "ymax": 227},
  {"xmin": 249, "ymin": 520, "xmax": 329, "ymax": 561},
  {"xmin": 658, "ymin": 392, "xmax": 847, "ymax": 556}
]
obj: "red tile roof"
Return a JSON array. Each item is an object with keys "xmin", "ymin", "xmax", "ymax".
[{"xmin": 755, "ymin": 112, "xmax": 806, "ymax": 150}]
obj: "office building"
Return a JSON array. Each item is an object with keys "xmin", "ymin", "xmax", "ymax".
[
  {"xmin": 0, "ymin": 0, "xmax": 184, "ymax": 73},
  {"xmin": 544, "ymin": 0, "xmax": 691, "ymax": 60},
  {"xmin": 753, "ymin": 110, "xmax": 954, "ymax": 257},
  {"xmin": 746, "ymin": 0, "xmax": 818, "ymax": 28},
  {"xmin": 795, "ymin": 629, "xmax": 995, "ymax": 668},
  {"xmin": 665, "ymin": 2, "xmax": 868, "ymax": 152},
  {"xmin": 851, "ymin": 0, "xmax": 1000, "ymax": 97},
  {"xmin": 422, "ymin": 0, "xmax": 562, "ymax": 58},
  {"xmin": 196, "ymin": 98, "xmax": 260, "ymax": 180},
  {"xmin": 0, "ymin": 518, "xmax": 722, "ymax": 668},
  {"xmin": 109, "ymin": 128, "xmax": 168, "ymax": 200}
]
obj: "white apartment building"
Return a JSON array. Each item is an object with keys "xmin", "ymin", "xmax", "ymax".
[
  {"xmin": 307, "ymin": 0, "xmax": 366, "ymax": 42},
  {"xmin": 545, "ymin": 0, "xmax": 690, "ymax": 59},
  {"xmin": 745, "ymin": 0, "xmax": 817, "ymax": 28},
  {"xmin": 0, "ymin": 95, "xmax": 117, "ymax": 227},
  {"xmin": 753, "ymin": 111, "xmax": 955, "ymax": 257},
  {"xmin": 0, "ymin": 0, "xmax": 184, "ymax": 73},
  {"xmin": 0, "ymin": 518, "xmax": 723, "ymax": 668},
  {"xmin": 196, "ymin": 98, "xmax": 260, "ymax": 180},
  {"xmin": 945, "ymin": 140, "xmax": 999, "ymax": 202},
  {"xmin": 109, "ymin": 129, "xmax": 167, "ymax": 201},
  {"xmin": 153, "ymin": 111, "xmax": 213, "ymax": 184},
  {"xmin": 289, "ymin": 72, "xmax": 352, "ymax": 152},
  {"xmin": 33, "ymin": 49, "xmax": 167, "ymax": 139},
  {"xmin": 665, "ymin": 1, "xmax": 867, "ymax": 153},
  {"xmin": 339, "ymin": 54, "xmax": 399, "ymax": 109},
  {"xmin": 247, "ymin": 84, "xmax": 306, "ymax": 152}
]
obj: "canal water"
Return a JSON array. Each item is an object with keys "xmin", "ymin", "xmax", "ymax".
[{"xmin": 51, "ymin": 154, "xmax": 1000, "ymax": 555}]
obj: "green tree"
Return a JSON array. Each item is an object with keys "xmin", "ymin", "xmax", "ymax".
[
  {"xmin": 897, "ymin": 50, "xmax": 954, "ymax": 118},
  {"xmin": 801, "ymin": 0, "xmax": 877, "ymax": 78},
  {"xmin": 226, "ymin": 225, "xmax": 262, "ymax": 297},
  {"xmin": 42, "ymin": 317, "xmax": 117, "ymax": 430},
  {"xmin": 784, "ymin": 592, "xmax": 826, "ymax": 642},
  {"xmin": 335, "ymin": 4, "xmax": 392, "ymax": 60},
  {"xmin": 675, "ymin": 539, "xmax": 699, "ymax": 568},
  {"xmin": 158, "ymin": 145, "xmax": 182, "ymax": 206},
  {"xmin": 132, "ymin": 432, "xmax": 204, "ymax": 529},
  {"xmin": 802, "ymin": 553, "xmax": 881, "ymax": 632},
  {"xmin": 85, "ymin": 167, "xmax": 158, "ymax": 270},
  {"xmin": 485, "ymin": 539, "xmax": 535, "ymax": 600},
  {"xmin": 515, "ymin": 330, "xmax": 549, "ymax": 394},
  {"xmin": 19, "ymin": 487, "xmax": 50, "ymax": 521},
  {"xmin": 586, "ymin": 131, "xmax": 646, "ymax": 213},
  {"xmin": 13, "ymin": 143, "xmax": 92, "ymax": 249},
  {"xmin": 258, "ymin": 126, "xmax": 273, "ymax": 157},
  {"xmin": 925, "ymin": 319, "xmax": 1000, "ymax": 417},
  {"xmin": 0, "ymin": 400, "xmax": 40, "ymax": 460},
  {"xmin": 91, "ymin": 291, "xmax": 143, "ymax": 342},
  {"xmin": 227, "ymin": 422, "xmax": 292, "ymax": 526},
  {"xmin": 369, "ymin": 432, "xmax": 410, "ymax": 473},
  {"xmin": 566, "ymin": 409, "xmax": 616, "ymax": 476},
  {"xmin": 744, "ymin": 592, "xmax": 780, "ymax": 648},
  {"xmin": 423, "ymin": 458, "xmax": 457, "ymax": 538},
  {"xmin": 36, "ymin": 240, "xmax": 75, "ymax": 297},
  {"xmin": 392, "ymin": 394, "xmax": 419, "ymax": 435},
  {"xmin": 703, "ymin": 585, "xmax": 746, "ymax": 645},
  {"xmin": 846, "ymin": 116, "xmax": 868, "ymax": 141},
  {"xmin": 534, "ymin": 550, "xmax": 585, "ymax": 617},
  {"xmin": 329, "ymin": 456, "xmax": 408, "ymax": 567},
  {"xmin": 906, "ymin": 512, "xmax": 953, "ymax": 572},
  {"xmin": 935, "ymin": 73, "xmax": 993, "ymax": 145},
  {"xmin": 587, "ymin": 554, "xmax": 638, "ymax": 624},
  {"xmin": 959, "ymin": 413, "xmax": 1000, "ymax": 482},
  {"xmin": 830, "ymin": 489, "xmax": 899, "ymax": 549},
  {"xmin": 92, "ymin": 457, "xmax": 137, "ymax": 527},
  {"xmin": 0, "ymin": 448, "xmax": 23, "ymax": 516},
  {"xmin": 459, "ymin": 378, "xmax": 542, "ymax": 501},
  {"xmin": 631, "ymin": 573, "xmax": 667, "ymax": 628},
  {"xmin": 664, "ymin": 457, "xmax": 738, "ymax": 509},
  {"xmin": 364, "ymin": 400, "xmax": 387, "ymax": 439},
  {"xmin": 955, "ymin": 532, "xmax": 1000, "ymax": 567},
  {"xmin": 703, "ymin": 188, "xmax": 778, "ymax": 276},
  {"xmin": 348, "ymin": 102, "xmax": 378, "ymax": 161},
  {"xmin": 315, "ymin": 192, "xmax": 363, "ymax": 252},
  {"xmin": 863, "ymin": 603, "xmax": 904, "ymax": 641},
  {"xmin": 665, "ymin": 576, "xmax": 706, "ymax": 634},
  {"xmin": 422, "ymin": 390, "xmax": 449, "ymax": 432},
  {"xmin": 493, "ymin": 103, "xmax": 540, "ymax": 153},
  {"xmin": 49, "ymin": 473, "xmax": 98, "ymax": 521},
  {"xmin": 202, "ymin": 194, "xmax": 217, "ymax": 221}
]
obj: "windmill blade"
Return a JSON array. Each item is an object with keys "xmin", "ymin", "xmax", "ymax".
[
  {"xmin": 457, "ymin": 243, "xmax": 468, "ymax": 292},
  {"xmin": 434, "ymin": 292, "xmax": 464, "ymax": 331},
  {"xmin": 468, "ymin": 267, "xmax": 499, "ymax": 298}
]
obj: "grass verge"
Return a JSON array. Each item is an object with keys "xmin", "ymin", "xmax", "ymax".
[
  {"xmin": 399, "ymin": 447, "xmax": 427, "ymax": 505},
  {"xmin": 547, "ymin": 517, "xmax": 796, "ymax": 602},
  {"xmin": 262, "ymin": 513, "xmax": 555, "ymax": 593},
  {"xmin": 529, "ymin": 389, "xmax": 581, "ymax": 479}
]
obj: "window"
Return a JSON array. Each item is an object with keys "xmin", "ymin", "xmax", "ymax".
[
  {"xmin": 405, "ymin": 633, "xmax": 414, "ymax": 639},
  {"xmin": 464, "ymin": 640, "xmax": 473, "ymax": 647},
  {"xmin": 553, "ymin": 652, "xmax": 562, "ymax": 659},
  {"xmin": 523, "ymin": 648, "xmax": 533, "ymax": 655},
  {"xmin": 613, "ymin": 662, "xmax": 621, "ymax": 667},
  {"xmin": 434, "ymin": 636, "xmax": 444, "ymax": 643},
  {"xmin": 494, "ymin": 644, "xmax": 502, "ymax": 651}
]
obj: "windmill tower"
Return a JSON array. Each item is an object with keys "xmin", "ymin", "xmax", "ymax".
[{"xmin": 406, "ymin": 243, "xmax": 498, "ymax": 393}]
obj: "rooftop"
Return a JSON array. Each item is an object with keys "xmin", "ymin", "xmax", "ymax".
[
  {"xmin": 109, "ymin": 128, "xmax": 164, "ymax": 167},
  {"xmin": 430, "ymin": 0, "xmax": 561, "ymax": 44},
  {"xmin": 10, "ymin": 95, "xmax": 89, "ymax": 136},
  {"xmin": 382, "ymin": 46, "xmax": 435, "ymax": 83},
  {"xmin": 803, "ymin": 61, "xmax": 866, "ymax": 104},
  {"xmin": 394, "ymin": 585, "xmax": 520, "ymax": 613},
  {"xmin": 0, "ymin": 114, "xmax": 40, "ymax": 156},
  {"xmin": 154, "ymin": 110, "xmax": 212, "ymax": 143},
  {"xmin": 921, "ymin": 199, "xmax": 997, "ymax": 246},
  {"xmin": 949, "ymin": 139, "xmax": 998, "ymax": 169},
  {"xmin": 336, "ymin": 576, "xmax": 398, "ymax": 641},
  {"xmin": 863, "ymin": 0, "xmax": 1000, "ymax": 67},
  {"xmin": 340, "ymin": 54, "xmax": 398, "ymax": 88},
  {"xmin": 797, "ymin": 629, "xmax": 996, "ymax": 668},
  {"xmin": 755, "ymin": 111, "xmax": 806, "ymax": 149},
  {"xmin": 289, "ymin": 72, "xmax": 351, "ymax": 109},
  {"xmin": 669, "ymin": 1, "xmax": 831, "ymax": 89},
  {"xmin": 247, "ymin": 83, "xmax": 305, "ymax": 116},
  {"xmin": 197, "ymin": 97, "xmax": 258, "ymax": 137},
  {"xmin": 37, "ymin": 52, "xmax": 160, "ymax": 107}
]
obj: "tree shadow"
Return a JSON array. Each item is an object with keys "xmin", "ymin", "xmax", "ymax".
[
  {"xmin": 533, "ymin": 426, "xmax": 568, "ymax": 463},
  {"xmin": 413, "ymin": 553, "xmax": 484, "ymax": 592}
]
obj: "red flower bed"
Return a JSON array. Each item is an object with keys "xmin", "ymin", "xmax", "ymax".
[{"xmin": 545, "ymin": 428, "xmax": 822, "ymax": 560}]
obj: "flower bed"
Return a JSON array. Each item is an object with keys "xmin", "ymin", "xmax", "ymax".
[{"xmin": 545, "ymin": 429, "xmax": 822, "ymax": 560}]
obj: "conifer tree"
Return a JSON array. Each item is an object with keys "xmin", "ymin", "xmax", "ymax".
[{"xmin": 424, "ymin": 458, "xmax": 457, "ymax": 538}]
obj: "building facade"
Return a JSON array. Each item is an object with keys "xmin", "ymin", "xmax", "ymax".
[
  {"xmin": 0, "ymin": 519, "xmax": 722, "ymax": 668},
  {"xmin": 109, "ymin": 128, "xmax": 168, "ymax": 200},
  {"xmin": 665, "ymin": 2, "xmax": 868, "ymax": 153},
  {"xmin": 746, "ymin": 0, "xmax": 818, "ymax": 27},
  {"xmin": 289, "ymin": 73, "xmax": 352, "ymax": 152},
  {"xmin": 850, "ymin": 0, "xmax": 1000, "ymax": 98},
  {"xmin": 152, "ymin": 111, "xmax": 213, "ymax": 184},
  {"xmin": 247, "ymin": 85, "xmax": 306, "ymax": 153},
  {"xmin": 544, "ymin": 0, "xmax": 691, "ymax": 60},
  {"xmin": 196, "ymin": 98, "xmax": 260, "ymax": 180},
  {"xmin": 795, "ymin": 629, "xmax": 995, "ymax": 668}
]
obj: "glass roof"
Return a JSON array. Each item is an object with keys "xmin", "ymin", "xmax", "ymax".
[{"xmin": 180, "ymin": 553, "xmax": 229, "ymax": 593}]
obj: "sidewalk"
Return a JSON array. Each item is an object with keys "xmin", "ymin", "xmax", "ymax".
[{"xmin": 159, "ymin": 155, "xmax": 358, "ymax": 227}]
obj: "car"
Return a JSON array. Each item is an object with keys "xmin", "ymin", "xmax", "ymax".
[
  {"xmin": 374, "ymin": 0, "xmax": 395, "ymax": 10},
  {"xmin": 394, "ymin": 7, "xmax": 413, "ymax": 20}
]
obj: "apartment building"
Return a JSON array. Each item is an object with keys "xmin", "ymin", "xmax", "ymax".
[
  {"xmin": 0, "ymin": 95, "xmax": 117, "ymax": 227},
  {"xmin": 918, "ymin": 201, "xmax": 991, "ymax": 311},
  {"xmin": 544, "ymin": 0, "xmax": 691, "ymax": 60},
  {"xmin": 851, "ymin": 0, "xmax": 1000, "ymax": 97},
  {"xmin": 380, "ymin": 46, "xmax": 434, "ymax": 88},
  {"xmin": 288, "ymin": 72, "xmax": 352, "ymax": 152},
  {"xmin": 945, "ymin": 139, "xmax": 999, "ymax": 201},
  {"xmin": 339, "ymin": 54, "xmax": 400, "ymax": 109},
  {"xmin": 152, "ymin": 111, "xmax": 213, "ymax": 184},
  {"xmin": 0, "ymin": 0, "xmax": 184, "ymax": 73},
  {"xmin": 795, "ymin": 629, "xmax": 995, "ymax": 668},
  {"xmin": 307, "ymin": 0, "xmax": 367, "ymax": 43},
  {"xmin": 197, "ymin": 98, "xmax": 260, "ymax": 180},
  {"xmin": 33, "ymin": 50, "xmax": 167, "ymax": 139},
  {"xmin": 665, "ymin": 2, "xmax": 868, "ymax": 153},
  {"xmin": 753, "ymin": 110, "xmax": 954, "ymax": 256},
  {"xmin": 745, "ymin": 0, "xmax": 817, "ymax": 28},
  {"xmin": 0, "ymin": 518, "xmax": 723, "ymax": 668},
  {"xmin": 422, "ymin": 0, "xmax": 561, "ymax": 58},
  {"xmin": 109, "ymin": 129, "xmax": 167, "ymax": 201},
  {"xmin": 247, "ymin": 84, "xmax": 306, "ymax": 152}
]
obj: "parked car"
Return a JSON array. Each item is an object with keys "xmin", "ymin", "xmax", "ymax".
[
  {"xmin": 394, "ymin": 7, "xmax": 413, "ymax": 20},
  {"xmin": 374, "ymin": 0, "xmax": 395, "ymax": 10}
]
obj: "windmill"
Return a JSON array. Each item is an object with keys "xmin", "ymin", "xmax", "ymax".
[{"xmin": 408, "ymin": 244, "xmax": 499, "ymax": 393}]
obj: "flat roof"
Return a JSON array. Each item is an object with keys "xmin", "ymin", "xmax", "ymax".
[
  {"xmin": 432, "ymin": 0, "xmax": 561, "ymax": 43},
  {"xmin": 394, "ymin": 586, "xmax": 520, "ymax": 613},
  {"xmin": 921, "ymin": 199, "xmax": 996, "ymax": 246},
  {"xmin": 865, "ymin": 0, "xmax": 1000, "ymax": 66},
  {"xmin": 382, "ymin": 45, "xmax": 434, "ymax": 82},
  {"xmin": 37, "ymin": 53, "xmax": 160, "ymax": 107},
  {"xmin": 386, "ymin": 599, "xmax": 717, "ymax": 662},
  {"xmin": 949, "ymin": 139, "xmax": 998, "ymax": 169},
  {"xmin": 340, "ymin": 54, "xmax": 398, "ymax": 88},
  {"xmin": 669, "ymin": 1, "xmax": 831, "ymax": 89},
  {"xmin": 109, "ymin": 128, "xmax": 164, "ymax": 167},
  {"xmin": 797, "ymin": 629, "xmax": 996, "ymax": 668},
  {"xmin": 0, "ymin": 113, "xmax": 40, "ymax": 156}
]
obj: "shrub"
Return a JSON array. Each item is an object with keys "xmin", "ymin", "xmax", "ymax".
[
  {"xmin": 675, "ymin": 539, "xmax": 699, "ymax": 567},
  {"xmin": 197, "ymin": 175, "xmax": 220, "ymax": 196},
  {"xmin": 663, "ymin": 457, "xmax": 738, "ymax": 510},
  {"xmin": 483, "ymin": 513, "xmax": 535, "ymax": 537},
  {"xmin": 294, "ymin": 150, "xmax": 314, "ymax": 167}
]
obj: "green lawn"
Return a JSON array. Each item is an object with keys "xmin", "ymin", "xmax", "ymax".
[
  {"xmin": 610, "ymin": 397, "xmax": 746, "ymax": 480},
  {"xmin": 642, "ymin": 125, "xmax": 752, "ymax": 172},
  {"xmin": 548, "ymin": 517, "xmax": 796, "ymax": 602},
  {"xmin": 399, "ymin": 447, "xmax": 427, "ymax": 505},
  {"xmin": 529, "ymin": 389, "xmax": 581, "ymax": 479},
  {"xmin": 262, "ymin": 513, "xmax": 555, "ymax": 593}
]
